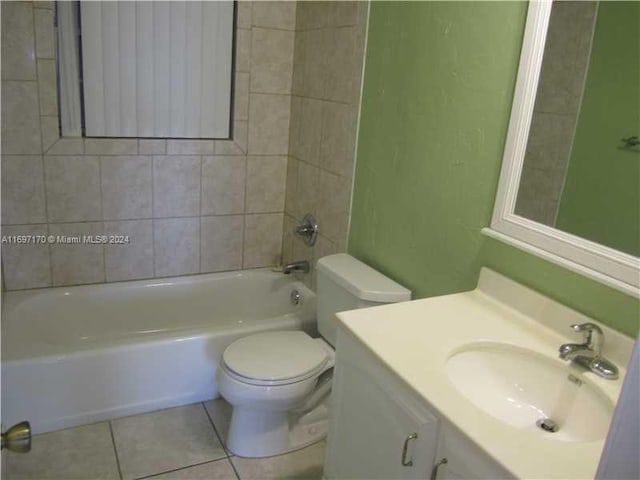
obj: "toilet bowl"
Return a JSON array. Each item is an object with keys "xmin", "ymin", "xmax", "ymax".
[
  {"xmin": 216, "ymin": 331, "xmax": 334, "ymax": 458},
  {"xmin": 216, "ymin": 254, "xmax": 411, "ymax": 458}
]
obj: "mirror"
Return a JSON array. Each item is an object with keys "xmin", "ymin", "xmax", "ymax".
[
  {"xmin": 486, "ymin": 1, "xmax": 640, "ymax": 297},
  {"xmin": 515, "ymin": 1, "xmax": 639, "ymax": 257}
]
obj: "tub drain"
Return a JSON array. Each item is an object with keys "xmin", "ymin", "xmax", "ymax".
[{"xmin": 536, "ymin": 418, "xmax": 559, "ymax": 433}]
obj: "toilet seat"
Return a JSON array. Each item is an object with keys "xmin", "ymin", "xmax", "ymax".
[{"xmin": 221, "ymin": 331, "xmax": 330, "ymax": 386}]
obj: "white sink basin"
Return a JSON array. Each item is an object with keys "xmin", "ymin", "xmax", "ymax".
[{"xmin": 446, "ymin": 343, "xmax": 614, "ymax": 442}]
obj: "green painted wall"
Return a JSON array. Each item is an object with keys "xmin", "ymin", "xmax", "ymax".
[
  {"xmin": 556, "ymin": 2, "xmax": 640, "ymax": 257},
  {"xmin": 348, "ymin": 1, "xmax": 639, "ymax": 338}
]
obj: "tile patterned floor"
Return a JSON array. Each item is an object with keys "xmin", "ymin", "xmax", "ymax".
[{"xmin": 1, "ymin": 399, "xmax": 325, "ymax": 480}]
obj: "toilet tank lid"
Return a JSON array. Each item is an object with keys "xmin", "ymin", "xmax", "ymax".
[{"xmin": 316, "ymin": 254, "xmax": 411, "ymax": 303}]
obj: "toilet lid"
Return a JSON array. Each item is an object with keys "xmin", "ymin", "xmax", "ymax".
[{"xmin": 222, "ymin": 331, "xmax": 329, "ymax": 383}]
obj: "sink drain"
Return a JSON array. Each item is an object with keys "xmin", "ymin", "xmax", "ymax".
[{"xmin": 536, "ymin": 418, "xmax": 559, "ymax": 433}]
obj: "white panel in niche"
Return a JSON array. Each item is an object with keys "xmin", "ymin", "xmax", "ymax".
[{"xmin": 77, "ymin": 1, "xmax": 233, "ymax": 138}]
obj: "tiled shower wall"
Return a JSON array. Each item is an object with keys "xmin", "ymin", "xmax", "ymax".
[
  {"xmin": 1, "ymin": 1, "xmax": 298, "ymax": 290},
  {"xmin": 515, "ymin": 1, "xmax": 597, "ymax": 226},
  {"xmin": 283, "ymin": 1, "xmax": 368, "ymax": 287},
  {"xmin": 1, "ymin": 1, "xmax": 367, "ymax": 291}
]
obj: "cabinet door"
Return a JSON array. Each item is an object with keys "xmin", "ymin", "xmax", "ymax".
[
  {"xmin": 433, "ymin": 423, "xmax": 515, "ymax": 480},
  {"xmin": 325, "ymin": 331, "xmax": 439, "ymax": 479}
]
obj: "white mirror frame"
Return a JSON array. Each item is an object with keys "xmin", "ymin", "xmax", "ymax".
[{"xmin": 483, "ymin": 0, "xmax": 640, "ymax": 298}]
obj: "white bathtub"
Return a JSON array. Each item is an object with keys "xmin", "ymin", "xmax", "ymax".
[{"xmin": 1, "ymin": 269, "xmax": 316, "ymax": 434}]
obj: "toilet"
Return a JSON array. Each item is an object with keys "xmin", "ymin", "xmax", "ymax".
[{"xmin": 216, "ymin": 254, "xmax": 411, "ymax": 458}]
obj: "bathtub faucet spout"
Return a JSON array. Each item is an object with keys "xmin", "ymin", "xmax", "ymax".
[{"xmin": 282, "ymin": 261, "xmax": 310, "ymax": 274}]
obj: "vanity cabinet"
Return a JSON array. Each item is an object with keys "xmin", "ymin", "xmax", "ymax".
[
  {"xmin": 324, "ymin": 329, "xmax": 439, "ymax": 479},
  {"xmin": 325, "ymin": 328, "xmax": 513, "ymax": 480}
]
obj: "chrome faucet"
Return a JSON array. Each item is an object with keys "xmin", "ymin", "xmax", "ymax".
[
  {"xmin": 282, "ymin": 260, "xmax": 310, "ymax": 274},
  {"xmin": 559, "ymin": 323, "xmax": 618, "ymax": 379}
]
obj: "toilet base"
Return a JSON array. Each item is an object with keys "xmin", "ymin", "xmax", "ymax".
[{"xmin": 226, "ymin": 404, "xmax": 329, "ymax": 458}]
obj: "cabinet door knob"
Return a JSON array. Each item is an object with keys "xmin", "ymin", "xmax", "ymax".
[
  {"xmin": 401, "ymin": 433, "xmax": 418, "ymax": 466},
  {"xmin": 430, "ymin": 458, "xmax": 448, "ymax": 480}
]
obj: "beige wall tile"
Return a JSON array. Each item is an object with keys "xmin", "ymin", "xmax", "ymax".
[
  {"xmin": 1, "ymin": 2, "xmax": 36, "ymax": 80},
  {"xmin": 291, "ymin": 233, "xmax": 314, "ymax": 288},
  {"xmin": 296, "ymin": 1, "xmax": 329, "ymax": 30},
  {"xmin": 85, "ymin": 138, "xmax": 138, "ymax": 155},
  {"xmin": 34, "ymin": 1, "xmax": 55, "ymax": 9},
  {"xmin": 252, "ymin": 1, "xmax": 296, "ymax": 30},
  {"xmin": 243, "ymin": 213, "xmax": 283, "ymax": 268},
  {"xmin": 216, "ymin": 121, "xmax": 248, "ymax": 155},
  {"xmin": 327, "ymin": 1, "xmax": 365, "ymax": 27},
  {"xmin": 289, "ymin": 231, "xmax": 339, "ymax": 290},
  {"xmin": 0, "ymin": 4, "xmax": 342, "ymax": 289},
  {"xmin": 325, "ymin": 26, "xmax": 365, "ymax": 104},
  {"xmin": 167, "ymin": 139, "xmax": 214, "ymax": 155},
  {"xmin": 317, "ymin": 169, "xmax": 351, "ymax": 244},
  {"xmin": 234, "ymin": 72, "xmax": 250, "ymax": 121},
  {"xmin": 515, "ymin": 166, "xmax": 561, "ymax": 226},
  {"xmin": 3, "ymin": 422, "xmax": 119, "ymax": 480},
  {"xmin": 251, "ymin": 29, "xmax": 294, "ymax": 95},
  {"xmin": 45, "ymin": 156, "xmax": 102, "ymax": 222},
  {"xmin": 101, "ymin": 156, "xmax": 153, "ymax": 220},
  {"xmin": 284, "ymin": 157, "xmax": 298, "ymax": 217},
  {"xmin": 49, "ymin": 222, "xmax": 105, "ymax": 286},
  {"xmin": 153, "ymin": 218, "xmax": 200, "ymax": 277},
  {"xmin": 1, "ymin": 224, "xmax": 51, "ymax": 290},
  {"xmin": 310, "ymin": 233, "xmax": 339, "ymax": 289},
  {"xmin": 153, "ymin": 156, "xmax": 201, "ymax": 217},
  {"xmin": 572, "ymin": 3, "xmax": 598, "ymax": 84},
  {"xmin": 281, "ymin": 214, "xmax": 297, "ymax": 265},
  {"xmin": 215, "ymin": 140, "xmax": 242, "ymax": 156},
  {"xmin": 288, "ymin": 96, "xmax": 302, "ymax": 157},
  {"xmin": 248, "ymin": 94, "xmax": 291, "ymax": 154},
  {"xmin": 295, "ymin": 161, "xmax": 321, "ymax": 221},
  {"xmin": 314, "ymin": 233, "xmax": 339, "ymax": 262},
  {"xmin": 46, "ymin": 138, "xmax": 84, "ymax": 155},
  {"xmin": 237, "ymin": 1, "xmax": 252, "ymax": 29},
  {"xmin": 0, "ymin": 3, "xmax": 366, "ymax": 290},
  {"xmin": 302, "ymin": 29, "xmax": 329, "ymax": 99},
  {"xmin": 291, "ymin": 31, "xmax": 306, "ymax": 96},
  {"xmin": 34, "ymin": 7, "xmax": 55, "ymax": 59},
  {"xmin": 333, "ymin": 232, "xmax": 348, "ymax": 254},
  {"xmin": 246, "ymin": 156, "xmax": 287, "ymax": 213},
  {"xmin": 320, "ymin": 101, "xmax": 357, "ymax": 177},
  {"xmin": 234, "ymin": 120, "xmax": 249, "ymax": 153},
  {"xmin": 104, "ymin": 219, "xmax": 153, "ymax": 282},
  {"xmin": 40, "ymin": 116, "xmax": 60, "ymax": 151},
  {"xmin": 1, "ymin": 155, "xmax": 47, "ymax": 225},
  {"xmin": 1, "ymin": 81, "xmax": 42, "ymax": 154},
  {"xmin": 37, "ymin": 59, "xmax": 58, "ymax": 116},
  {"xmin": 201, "ymin": 215, "xmax": 244, "ymax": 272},
  {"xmin": 201, "ymin": 156, "xmax": 246, "ymax": 215},
  {"xmin": 296, "ymin": 98, "xmax": 323, "ymax": 165},
  {"xmin": 524, "ymin": 112, "xmax": 574, "ymax": 172},
  {"xmin": 139, "ymin": 139, "xmax": 166, "ymax": 155},
  {"xmin": 536, "ymin": 1, "xmax": 596, "ymax": 115},
  {"xmin": 236, "ymin": 29, "xmax": 251, "ymax": 73}
]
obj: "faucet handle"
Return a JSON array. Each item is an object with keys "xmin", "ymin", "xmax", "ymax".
[{"xmin": 571, "ymin": 323, "xmax": 603, "ymax": 355}]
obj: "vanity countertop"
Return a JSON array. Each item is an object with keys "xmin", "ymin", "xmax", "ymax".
[{"xmin": 335, "ymin": 268, "xmax": 634, "ymax": 479}]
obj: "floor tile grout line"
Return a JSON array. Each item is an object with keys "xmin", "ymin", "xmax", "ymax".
[
  {"xmin": 227, "ymin": 455, "xmax": 242, "ymax": 480},
  {"xmin": 201, "ymin": 401, "xmax": 241, "ymax": 479},
  {"xmin": 133, "ymin": 456, "xmax": 234, "ymax": 480},
  {"xmin": 108, "ymin": 420, "xmax": 124, "ymax": 480},
  {"xmin": 227, "ymin": 457, "xmax": 242, "ymax": 480},
  {"xmin": 201, "ymin": 401, "xmax": 233, "ymax": 458}
]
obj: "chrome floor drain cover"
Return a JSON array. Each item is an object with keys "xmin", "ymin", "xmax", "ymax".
[{"xmin": 536, "ymin": 418, "xmax": 559, "ymax": 433}]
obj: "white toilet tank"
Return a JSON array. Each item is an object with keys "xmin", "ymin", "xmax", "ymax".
[{"xmin": 316, "ymin": 254, "xmax": 411, "ymax": 346}]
